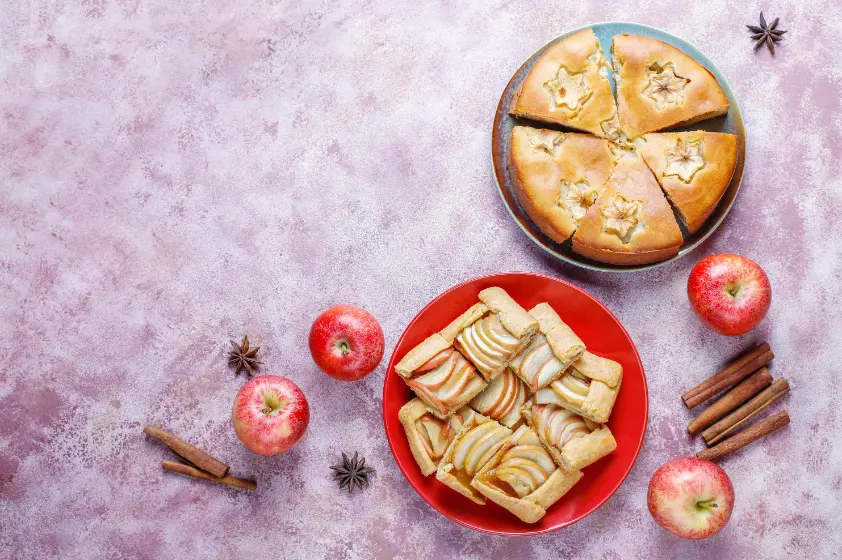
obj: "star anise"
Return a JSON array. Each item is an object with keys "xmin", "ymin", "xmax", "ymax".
[
  {"xmin": 747, "ymin": 12, "xmax": 786, "ymax": 55},
  {"xmin": 227, "ymin": 335, "xmax": 262, "ymax": 376},
  {"xmin": 330, "ymin": 452, "xmax": 375, "ymax": 494}
]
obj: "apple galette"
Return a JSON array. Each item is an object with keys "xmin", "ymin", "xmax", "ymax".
[
  {"xmin": 441, "ymin": 287, "xmax": 539, "ymax": 381},
  {"xmin": 436, "ymin": 412, "xmax": 513, "ymax": 504},
  {"xmin": 533, "ymin": 351, "xmax": 622, "ymax": 424},
  {"xmin": 394, "ymin": 334, "xmax": 487, "ymax": 418},
  {"xmin": 508, "ymin": 303, "xmax": 585, "ymax": 391},
  {"xmin": 471, "ymin": 426, "xmax": 583, "ymax": 523},
  {"xmin": 510, "ymin": 28, "xmax": 617, "ymax": 137},
  {"xmin": 469, "ymin": 367, "xmax": 529, "ymax": 429},
  {"xmin": 399, "ymin": 398, "xmax": 472, "ymax": 476},
  {"xmin": 612, "ymin": 34, "xmax": 730, "ymax": 138},
  {"xmin": 522, "ymin": 400, "xmax": 617, "ymax": 471},
  {"xmin": 637, "ymin": 131, "xmax": 738, "ymax": 233}
]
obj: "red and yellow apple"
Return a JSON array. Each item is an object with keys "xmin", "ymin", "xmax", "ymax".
[
  {"xmin": 309, "ymin": 305, "xmax": 384, "ymax": 381},
  {"xmin": 648, "ymin": 457, "xmax": 734, "ymax": 539},
  {"xmin": 232, "ymin": 376, "xmax": 309, "ymax": 455},
  {"xmin": 688, "ymin": 254, "xmax": 771, "ymax": 336}
]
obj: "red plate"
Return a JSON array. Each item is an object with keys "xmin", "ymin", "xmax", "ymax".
[{"xmin": 382, "ymin": 272, "xmax": 648, "ymax": 535}]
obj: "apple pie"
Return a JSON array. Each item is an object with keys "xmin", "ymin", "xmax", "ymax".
[
  {"xmin": 508, "ymin": 303, "xmax": 585, "ymax": 391},
  {"xmin": 394, "ymin": 334, "xmax": 487, "ymax": 418},
  {"xmin": 522, "ymin": 400, "xmax": 617, "ymax": 471},
  {"xmin": 510, "ymin": 28, "xmax": 618, "ymax": 137},
  {"xmin": 571, "ymin": 156, "xmax": 683, "ymax": 265},
  {"xmin": 637, "ymin": 131, "xmax": 738, "ymax": 233},
  {"xmin": 469, "ymin": 368, "xmax": 529, "ymax": 429},
  {"xmin": 442, "ymin": 287, "xmax": 539, "ymax": 381},
  {"xmin": 399, "ymin": 398, "xmax": 472, "ymax": 476},
  {"xmin": 436, "ymin": 412, "xmax": 513, "ymax": 504},
  {"xmin": 471, "ymin": 425, "xmax": 584, "ymax": 523},
  {"xmin": 533, "ymin": 351, "xmax": 622, "ymax": 424},
  {"xmin": 508, "ymin": 125, "xmax": 615, "ymax": 243},
  {"xmin": 612, "ymin": 34, "xmax": 730, "ymax": 138}
]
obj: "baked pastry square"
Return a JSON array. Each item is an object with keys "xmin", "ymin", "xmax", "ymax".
[
  {"xmin": 399, "ymin": 398, "xmax": 472, "ymax": 476},
  {"xmin": 394, "ymin": 334, "xmax": 487, "ymax": 418},
  {"xmin": 508, "ymin": 303, "xmax": 585, "ymax": 391},
  {"xmin": 534, "ymin": 351, "xmax": 623, "ymax": 424},
  {"xmin": 471, "ymin": 425, "xmax": 583, "ymax": 523},
  {"xmin": 637, "ymin": 131, "xmax": 738, "ymax": 233},
  {"xmin": 612, "ymin": 34, "xmax": 730, "ymax": 138},
  {"xmin": 508, "ymin": 126, "xmax": 616, "ymax": 243},
  {"xmin": 572, "ymin": 156, "xmax": 683, "ymax": 266},
  {"xmin": 522, "ymin": 400, "xmax": 617, "ymax": 471},
  {"xmin": 511, "ymin": 28, "xmax": 618, "ymax": 138},
  {"xmin": 442, "ymin": 287, "xmax": 539, "ymax": 382},
  {"xmin": 469, "ymin": 367, "xmax": 529, "ymax": 429},
  {"xmin": 436, "ymin": 412, "xmax": 513, "ymax": 504}
]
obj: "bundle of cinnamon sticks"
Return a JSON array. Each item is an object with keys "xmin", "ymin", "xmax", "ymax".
[
  {"xmin": 144, "ymin": 426, "xmax": 256, "ymax": 490},
  {"xmin": 681, "ymin": 342, "xmax": 790, "ymax": 461}
]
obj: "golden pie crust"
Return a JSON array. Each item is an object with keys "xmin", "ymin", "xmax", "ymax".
[
  {"xmin": 572, "ymin": 156, "xmax": 683, "ymax": 265},
  {"xmin": 612, "ymin": 34, "xmax": 730, "ymax": 138},
  {"xmin": 398, "ymin": 398, "xmax": 472, "ymax": 476},
  {"xmin": 534, "ymin": 351, "xmax": 623, "ymax": 424},
  {"xmin": 508, "ymin": 125, "xmax": 615, "ymax": 243},
  {"xmin": 637, "ymin": 131, "xmax": 738, "ymax": 233},
  {"xmin": 511, "ymin": 28, "xmax": 618, "ymax": 137}
]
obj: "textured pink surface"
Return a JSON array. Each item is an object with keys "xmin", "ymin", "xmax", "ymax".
[{"xmin": 1, "ymin": 1, "xmax": 841, "ymax": 558}]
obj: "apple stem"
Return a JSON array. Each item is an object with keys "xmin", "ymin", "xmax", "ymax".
[
  {"xmin": 338, "ymin": 340, "xmax": 350, "ymax": 356},
  {"xmin": 696, "ymin": 498, "xmax": 719, "ymax": 510}
]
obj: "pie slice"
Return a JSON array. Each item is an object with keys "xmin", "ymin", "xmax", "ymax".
[
  {"xmin": 508, "ymin": 126, "xmax": 616, "ymax": 243},
  {"xmin": 508, "ymin": 303, "xmax": 585, "ymax": 391},
  {"xmin": 436, "ymin": 412, "xmax": 513, "ymax": 504},
  {"xmin": 510, "ymin": 28, "xmax": 618, "ymax": 137},
  {"xmin": 442, "ymin": 287, "xmax": 539, "ymax": 382},
  {"xmin": 394, "ymin": 334, "xmax": 487, "ymax": 418},
  {"xmin": 612, "ymin": 34, "xmax": 730, "ymax": 138},
  {"xmin": 572, "ymin": 156, "xmax": 684, "ymax": 266},
  {"xmin": 637, "ymin": 131, "xmax": 738, "ymax": 233},
  {"xmin": 522, "ymin": 400, "xmax": 617, "ymax": 471},
  {"xmin": 399, "ymin": 398, "xmax": 472, "ymax": 476},
  {"xmin": 469, "ymin": 368, "xmax": 529, "ymax": 429},
  {"xmin": 534, "ymin": 352, "xmax": 623, "ymax": 424},
  {"xmin": 471, "ymin": 426, "xmax": 583, "ymax": 523}
]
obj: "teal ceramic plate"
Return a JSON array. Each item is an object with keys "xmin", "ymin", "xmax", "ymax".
[{"xmin": 491, "ymin": 22, "xmax": 746, "ymax": 272}]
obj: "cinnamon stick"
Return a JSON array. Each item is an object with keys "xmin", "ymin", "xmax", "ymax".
[
  {"xmin": 162, "ymin": 460, "xmax": 256, "ymax": 490},
  {"xmin": 144, "ymin": 426, "xmax": 229, "ymax": 478},
  {"xmin": 697, "ymin": 411, "xmax": 790, "ymax": 462},
  {"xmin": 687, "ymin": 368, "xmax": 773, "ymax": 435},
  {"xmin": 682, "ymin": 342, "xmax": 774, "ymax": 409},
  {"xmin": 703, "ymin": 378, "xmax": 790, "ymax": 446}
]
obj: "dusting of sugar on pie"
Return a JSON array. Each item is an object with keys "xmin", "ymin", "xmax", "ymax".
[
  {"xmin": 663, "ymin": 138, "xmax": 705, "ymax": 182},
  {"xmin": 600, "ymin": 194, "xmax": 643, "ymax": 243},
  {"xmin": 544, "ymin": 65, "xmax": 592, "ymax": 114},
  {"xmin": 643, "ymin": 63, "xmax": 690, "ymax": 109}
]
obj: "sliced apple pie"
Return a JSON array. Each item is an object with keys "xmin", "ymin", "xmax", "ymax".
[
  {"xmin": 508, "ymin": 303, "xmax": 585, "ymax": 391},
  {"xmin": 571, "ymin": 156, "xmax": 684, "ymax": 265},
  {"xmin": 510, "ymin": 28, "xmax": 618, "ymax": 137},
  {"xmin": 471, "ymin": 426, "xmax": 583, "ymax": 523},
  {"xmin": 508, "ymin": 125, "xmax": 616, "ymax": 243},
  {"xmin": 436, "ymin": 412, "xmax": 513, "ymax": 504},
  {"xmin": 534, "ymin": 351, "xmax": 622, "ymax": 424},
  {"xmin": 469, "ymin": 368, "xmax": 529, "ymax": 429},
  {"xmin": 612, "ymin": 34, "xmax": 730, "ymax": 138},
  {"xmin": 522, "ymin": 400, "xmax": 617, "ymax": 471},
  {"xmin": 399, "ymin": 398, "xmax": 472, "ymax": 476},
  {"xmin": 441, "ymin": 287, "xmax": 539, "ymax": 381},
  {"xmin": 637, "ymin": 131, "xmax": 738, "ymax": 233},
  {"xmin": 394, "ymin": 334, "xmax": 487, "ymax": 418}
]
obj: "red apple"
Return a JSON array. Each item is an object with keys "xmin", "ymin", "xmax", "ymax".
[
  {"xmin": 648, "ymin": 457, "xmax": 734, "ymax": 539},
  {"xmin": 232, "ymin": 376, "xmax": 309, "ymax": 455},
  {"xmin": 309, "ymin": 305, "xmax": 384, "ymax": 381},
  {"xmin": 687, "ymin": 254, "xmax": 771, "ymax": 336}
]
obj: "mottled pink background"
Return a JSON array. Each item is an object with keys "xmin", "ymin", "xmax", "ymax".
[{"xmin": 1, "ymin": 0, "xmax": 841, "ymax": 558}]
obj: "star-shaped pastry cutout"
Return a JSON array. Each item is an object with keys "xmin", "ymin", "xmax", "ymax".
[
  {"xmin": 559, "ymin": 180, "xmax": 600, "ymax": 222},
  {"xmin": 528, "ymin": 129, "xmax": 566, "ymax": 155},
  {"xmin": 643, "ymin": 63, "xmax": 690, "ymax": 109},
  {"xmin": 600, "ymin": 194, "xmax": 643, "ymax": 243},
  {"xmin": 663, "ymin": 138, "xmax": 705, "ymax": 182},
  {"xmin": 544, "ymin": 65, "xmax": 592, "ymax": 113}
]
